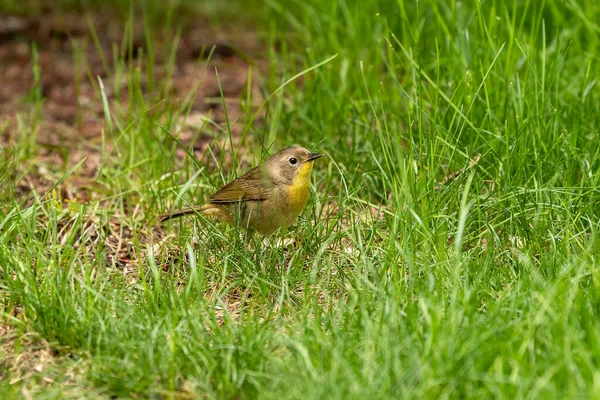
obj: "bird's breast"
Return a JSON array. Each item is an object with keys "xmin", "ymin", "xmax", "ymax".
[{"xmin": 286, "ymin": 162, "xmax": 313, "ymax": 216}]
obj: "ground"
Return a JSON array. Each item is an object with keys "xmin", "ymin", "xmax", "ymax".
[
  {"xmin": 2, "ymin": 1, "xmax": 600, "ymax": 399},
  {"xmin": 1, "ymin": 9, "xmax": 264, "ymax": 203}
]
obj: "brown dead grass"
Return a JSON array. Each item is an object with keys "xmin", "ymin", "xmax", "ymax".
[{"xmin": 0, "ymin": 320, "xmax": 88, "ymax": 396}]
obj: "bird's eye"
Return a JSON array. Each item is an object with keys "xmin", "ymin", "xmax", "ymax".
[{"xmin": 289, "ymin": 157, "xmax": 297, "ymax": 165}]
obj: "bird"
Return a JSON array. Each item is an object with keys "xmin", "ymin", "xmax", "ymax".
[{"xmin": 160, "ymin": 146, "xmax": 323, "ymax": 235}]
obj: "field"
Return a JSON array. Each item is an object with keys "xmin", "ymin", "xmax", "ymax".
[{"xmin": 1, "ymin": 0, "xmax": 600, "ymax": 398}]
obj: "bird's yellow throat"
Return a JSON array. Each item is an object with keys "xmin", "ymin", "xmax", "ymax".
[{"xmin": 286, "ymin": 161, "xmax": 314, "ymax": 213}]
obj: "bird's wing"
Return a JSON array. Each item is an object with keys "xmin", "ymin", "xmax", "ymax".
[{"xmin": 208, "ymin": 167, "xmax": 273, "ymax": 204}]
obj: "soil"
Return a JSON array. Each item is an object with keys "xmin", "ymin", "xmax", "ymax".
[{"xmin": 0, "ymin": 10, "xmax": 266, "ymax": 204}]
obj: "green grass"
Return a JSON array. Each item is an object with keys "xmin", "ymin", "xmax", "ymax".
[{"xmin": 2, "ymin": 0, "xmax": 600, "ymax": 398}]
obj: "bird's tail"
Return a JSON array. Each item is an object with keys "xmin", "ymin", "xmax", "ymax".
[{"xmin": 159, "ymin": 204, "xmax": 210, "ymax": 223}]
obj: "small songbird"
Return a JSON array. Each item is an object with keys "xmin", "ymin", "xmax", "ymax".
[{"xmin": 160, "ymin": 146, "xmax": 323, "ymax": 235}]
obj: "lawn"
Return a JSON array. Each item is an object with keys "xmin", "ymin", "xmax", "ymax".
[{"xmin": 1, "ymin": 0, "xmax": 600, "ymax": 398}]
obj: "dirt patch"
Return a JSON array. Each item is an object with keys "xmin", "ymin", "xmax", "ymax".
[{"xmin": 1, "ymin": 10, "xmax": 266, "ymax": 205}]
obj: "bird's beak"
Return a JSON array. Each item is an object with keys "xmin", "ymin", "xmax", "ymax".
[{"xmin": 307, "ymin": 153, "xmax": 323, "ymax": 161}]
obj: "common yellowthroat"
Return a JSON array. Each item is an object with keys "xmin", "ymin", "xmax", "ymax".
[{"xmin": 160, "ymin": 146, "xmax": 323, "ymax": 235}]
